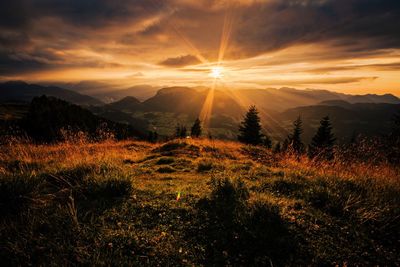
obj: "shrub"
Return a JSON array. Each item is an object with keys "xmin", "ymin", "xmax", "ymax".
[
  {"xmin": 156, "ymin": 157, "xmax": 175, "ymax": 165},
  {"xmin": 86, "ymin": 177, "xmax": 133, "ymax": 199},
  {"xmin": 208, "ymin": 177, "xmax": 249, "ymax": 217},
  {"xmin": 157, "ymin": 141, "xmax": 187, "ymax": 152},
  {"xmin": 195, "ymin": 178, "xmax": 295, "ymax": 265},
  {"xmin": 197, "ymin": 160, "xmax": 214, "ymax": 172},
  {"xmin": 156, "ymin": 166, "xmax": 176, "ymax": 173},
  {"xmin": 243, "ymin": 201, "xmax": 294, "ymax": 264},
  {"xmin": 47, "ymin": 165, "xmax": 94, "ymax": 189},
  {"xmin": 0, "ymin": 175, "xmax": 40, "ymax": 215}
]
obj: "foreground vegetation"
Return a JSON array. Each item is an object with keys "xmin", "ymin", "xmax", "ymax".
[{"xmin": 1, "ymin": 138, "xmax": 399, "ymax": 266}]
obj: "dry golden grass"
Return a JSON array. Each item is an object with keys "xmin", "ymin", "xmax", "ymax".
[{"xmin": 1, "ymin": 138, "xmax": 399, "ymax": 265}]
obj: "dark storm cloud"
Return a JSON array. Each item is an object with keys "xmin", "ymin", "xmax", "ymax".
[
  {"xmin": 233, "ymin": 0, "xmax": 400, "ymax": 57},
  {"xmin": 0, "ymin": 0, "xmax": 166, "ymax": 75},
  {"xmin": 159, "ymin": 54, "xmax": 200, "ymax": 67},
  {"xmin": 0, "ymin": 52, "xmax": 48, "ymax": 75},
  {"xmin": 0, "ymin": 0, "xmax": 400, "ymax": 76},
  {"xmin": 0, "ymin": 0, "xmax": 162, "ymax": 30}
]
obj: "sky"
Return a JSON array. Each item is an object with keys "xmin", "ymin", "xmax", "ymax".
[{"xmin": 1, "ymin": 0, "xmax": 400, "ymax": 96}]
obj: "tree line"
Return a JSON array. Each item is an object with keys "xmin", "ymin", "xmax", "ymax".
[
  {"xmin": 147, "ymin": 104, "xmax": 399, "ymax": 163},
  {"xmin": 237, "ymin": 105, "xmax": 400, "ymax": 163}
]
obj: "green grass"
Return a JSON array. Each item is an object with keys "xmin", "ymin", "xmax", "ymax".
[{"xmin": 0, "ymin": 139, "xmax": 399, "ymax": 265}]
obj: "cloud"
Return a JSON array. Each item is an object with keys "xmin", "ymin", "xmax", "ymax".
[
  {"xmin": 240, "ymin": 76, "xmax": 378, "ymax": 86},
  {"xmin": 0, "ymin": 0, "xmax": 399, "ymax": 84},
  {"xmin": 306, "ymin": 62, "xmax": 400, "ymax": 74},
  {"xmin": 232, "ymin": 0, "xmax": 400, "ymax": 57},
  {"xmin": 159, "ymin": 54, "xmax": 200, "ymax": 67}
]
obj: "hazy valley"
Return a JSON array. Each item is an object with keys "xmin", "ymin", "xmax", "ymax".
[{"xmin": 1, "ymin": 81, "xmax": 399, "ymax": 143}]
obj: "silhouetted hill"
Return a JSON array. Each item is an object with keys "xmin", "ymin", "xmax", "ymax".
[
  {"xmin": 277, "ymin": 103, "xmax": 400, "ymax": 142},
  {"xmin": 89, "ymin": 105, "xmax": 149, "ymax": 133},
  {"xmin": 106, "ymin": 96, "xmax": 142, "ymax": 112},
  {"xmin": 58, "ymin": 81, "xmax": 159, "ymax": 102},
  {"xmin": 110, "ymin": 87, "xmax": 243, "ymax": 119},
  {"xmin": 0, "ymin": 81, "xmax": 103, "ymax": 106},
  {"xmin": 346, "ymin": 94, "xmax": 400, "ymax": 104},
  {"xmin": 142, "ymin": 87, "xmax": 206, "ymax": 115},
  {"xmin": 236, "ymin": 88, "xmax": 400, "ymax": 112},
  {"xmin": 105, "ymin": 85, "xmax": 159, "ymax": 102},
  {"xmin": 318, "ymin": 100, "xmax": 353, "ymax": 108},
  {"xmin": 22, "ymin": 96, "xmax": 144, "ymax": 142},
  {"xmin": 102, "ymin": 86, "xmax": 400, "ymax": 140}
]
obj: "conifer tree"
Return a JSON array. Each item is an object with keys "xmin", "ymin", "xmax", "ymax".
[
  {"xmin": 238, "ymin": 106, "xmax": 265, "ymax": 145},
  {"xmin": 282, "ymin": 138, "xmax": 289, "ymax": 152},
  {"xmin": 285, "ymin": 116, "xmax": 305, "ymax": 154},
  {"xmin": 387, "ymin": 111, "xmax": 400, "ymax": 163},
  {"xmin": 263, "ymin": 135, "xmax": 272, "ymax": 149},
  {"xmin": 308, "ymin": 116, "xmax": 336, "ymax": 160},
  {"xmin": 175, "ymin": 124, "xmax": 187, "ymax": 138},
  {"xmin": 190, "ymin": 118, "xmax": 202, "ymax": 138},
  {"xmin": 147, "ymin": 131, "xmax": 158, "ymax": 143},
  {"xmin": 274, "ymin": 142, "xmax": 282, "ymax": 153}
]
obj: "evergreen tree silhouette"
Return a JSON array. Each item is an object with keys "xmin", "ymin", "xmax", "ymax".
[
  {"xmin": 147, "ymin": 131, "xmax": 158, "ymax": 143},
  {"xmin": 238, "ymin": 106, "xmax": 264, "ymax": 145},
  {"xmin": 191, "ymin": 118, "xmax": 202, "ymax": 138},
  {"xmin": 387, "ymin": 111, "xmax": 400, "ymax": 163},
  {"xmin": 175, "ymin": 124, "xmax": 187, "ymax": 138},
  {"xmin": 285, "ymin": 116, "xmax": 304, "ymax": 154},
  {"xmin": 308, "ymin": 116, "xmax": 336, "ymax": 160},
  {"xmin": 274, "ymin": 142, "xmax": 282, "ymax": 153},
  {"xmin": 263, "ymin": 135, "xmax": 272, "ymax": 148}
]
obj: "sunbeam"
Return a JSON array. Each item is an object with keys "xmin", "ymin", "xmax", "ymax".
[
  {"xmin": 199, "ymin": 80, "xmax": 216, "ymax": 129},
  {"xmin": 199, "ymin": 4, "xmax": 235, "ymax": 131}
]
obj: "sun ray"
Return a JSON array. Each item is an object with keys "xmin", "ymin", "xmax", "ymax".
[
  {"xmin": 148, "ymin": 0, "xmax": 208, "ymax": 64},
  {"xmin": 218, "ymin": 7, "xmax": 235, "ymax": 65},
  {"xmin": 199, "ymin": 80, "xmax": 216, "ymax": 129},
  {"xmin": 199, "ymin": 5, "xmax": 235, "ymax": 131}
]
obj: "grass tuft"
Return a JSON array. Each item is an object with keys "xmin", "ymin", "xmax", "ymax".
[
  {"xmin": 155, "ymin": 157, "xmax": 175, "ymax": 165},
  {"xmin": 156, "ymin": 166, "xmax": 176, "ymax": 173},
  {"xmin": 197, "ymin": 160, "xmax": 214, "ymax": 172}
]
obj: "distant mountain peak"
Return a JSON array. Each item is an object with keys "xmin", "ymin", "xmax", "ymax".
[
  {"xmin": 107, "ymin": 96, "xmax": 142, "ymax": 111},
  {"xmin": 0, "ymin": 81, "xmax": 103, "ymax": 106},
  {"xmin": 116, "ymin": 96, "xmax": 141, "ymax": 104},
  {"xmin": 157, "ymin": 86, "xmax": 197, "ymax": 95}
]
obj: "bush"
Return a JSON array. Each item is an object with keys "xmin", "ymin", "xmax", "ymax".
[
  {"xmin": 156, "ymin": 157, "xmax": 175, "ymax": 165},
  {"xmin": 0, "ymin": 175, "xmax": 40, "ymax": 215},
  {"xmin": 195, "ymin": 178, "xmax": 295, "ymax": 265},
  {"xmin": 210, "ymin": 178, "xmax": 249, "ymax": 206},
  {"xmin": 47, "ymin": 165, "xmax": 94, "ymax": 189},
  {"xmin": 197, "ymin": 160, "xmax": 214, "ymax": 172},
  {"xmin": 243, "ymin": 201, "xmax": 294, "ymax": 264},
  {"xmin": 86, "ymin": 177, "xmax": 133, "ymax": 199},
  {"xmin": 158, "ymin": 141, "xmax": 187, "ymax": 152},
  {"xmin": 156, "ymin": 166, "xmax": 176, "ymax": 173}
]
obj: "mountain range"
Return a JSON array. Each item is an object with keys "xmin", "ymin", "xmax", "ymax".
[
  {"xmin": 0, "ymin": 81, "xmax": 103, "ymax": 106},
  {"xmin": 0, "ymin": 81, "xmax": 399, "ymax": 142}
]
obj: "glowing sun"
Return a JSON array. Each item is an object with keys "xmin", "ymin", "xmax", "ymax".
[{"xmin": 210, "ymin": 66, "xmax": 224, "ymax": 79}]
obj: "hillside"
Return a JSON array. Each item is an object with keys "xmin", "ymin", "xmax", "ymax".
[
  {"xmin": 106, "ymin": 96, "xmax": 142, "ymax": 112},
  {"xmin": 106, "ymin": 86, "xmax": 400, "ymax": 114},
  {"xmin": 0, "ymin": 96, "xmax": 145, "ymax": 142},
  {"xmin": 104, "ymin": 87, "xmax": 400, "ymax": 141},
  {"xmin": 61, "ymin": 82, "xmax": 159, "ymax": 102},
  {"xmin": 2, "ymin": 82, "xmax": 399, "ymax": 141},
  {"xmin": 1, "ymin": 138, "xmax": 399, "ymax": 265},
  {"xmin": 0, "ymin": 81, "xmax": 103, "ymax": 106},
  {"xmin": 275, "ymin": 103, "xmax": 400, "ymax": 142}
]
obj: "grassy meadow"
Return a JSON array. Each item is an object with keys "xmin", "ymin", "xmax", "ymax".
[{"xmin": 1, "ymin": 138, "xmax": 399, "ymax": 266}]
